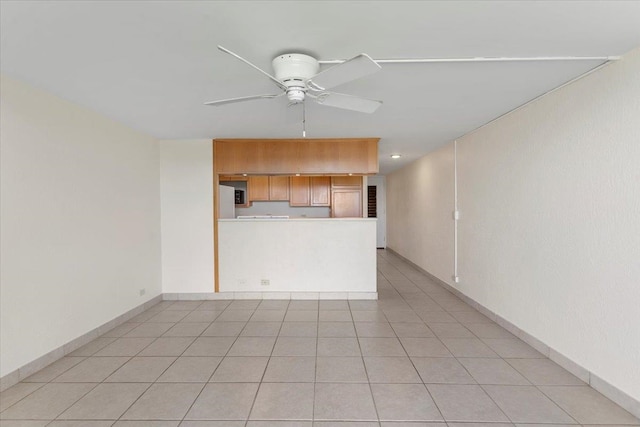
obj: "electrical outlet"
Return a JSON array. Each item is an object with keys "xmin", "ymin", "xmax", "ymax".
[
  {"xmin": 238, "ymin": 278, "xmax": 247, "ymax": 285},
  {"xmin": 261, "ymin": 279, "xmax": 270, "ymax": 286},
  {"xmin": 139, "ymin": 288, "xmax": 146, "ymax": 296}
]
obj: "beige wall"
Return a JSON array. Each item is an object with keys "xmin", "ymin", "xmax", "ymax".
[
  {"xmin": 0, "ymin": 75, "xmax": 162, "ymax": 377},
  {"xmin": 386, "ymin": 47, "xmax": 640, "ymax": 403}
]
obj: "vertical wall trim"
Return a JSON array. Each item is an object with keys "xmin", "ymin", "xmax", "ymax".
[{"xmin": 453, "ymin": 140, "xmax": 459, "ymax": 283}]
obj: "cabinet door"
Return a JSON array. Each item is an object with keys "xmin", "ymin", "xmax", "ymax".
[
  {"xmin": 269, "ymin": 176, "xmax": 290, "ymax": 200},
  {"xmin": 290, "ymin": 176, "xmax": 310, "ymax": 206},
  {"xmin": 331, "ymin": 189, "xmax": 362, "ymax": 218},
  {"xmin": 248, "ymin": 176, "xmax": 269, "ymax": 201},
  {"xmin": 331, "ymin": 175, "xmax": 362, "ymax": 188},
  {"xmin": 310, "ymin": 176, "xmax": 331, "ymax": 206}
]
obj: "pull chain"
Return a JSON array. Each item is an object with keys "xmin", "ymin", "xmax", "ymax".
[{"xmin": 302, "ymin": 100, "xmax": 306, "ymax": 138}]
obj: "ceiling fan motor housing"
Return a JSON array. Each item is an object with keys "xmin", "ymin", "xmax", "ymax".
[{"xmin": 272, "ymin": 53, "xmax": 319, "ymax": 102}]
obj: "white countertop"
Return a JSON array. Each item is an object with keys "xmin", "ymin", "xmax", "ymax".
[{"xmin": 219, "ymin": 217, "xmax": 376, "ymax": 222}]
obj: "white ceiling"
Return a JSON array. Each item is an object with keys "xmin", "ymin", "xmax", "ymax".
[{"xmin": 2, "ymin": 1, "xmax": 639, "ymax": 174}]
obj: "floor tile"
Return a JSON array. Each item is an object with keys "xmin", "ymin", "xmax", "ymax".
[
  {"xmin": 23, "ymin": 357, "xmax": 85, "ymax": 382},
  {"xmin": 440, "ymin": 338, "xmax": 499, "ymax": 358},
  {"xmin": 359, "ymin": 337, "xmax": 406, "ymax": 356},
  {"xmin": 180, "ymin": 310, "xmax": 222, "ymax": 323},
  {"xmin": 251, "ymin": 310, "xmax": 286, "ymax": 322},
  {"xmin": 258, "ymin": 300, "xmax": 290, "ymax": 310},
  {"xmin": 58, "ymin": 383, "xmax": 149, "ymax": 420},
  {"xmin": 319, "ymin": 300, "xmax": 350, "ymax": 310},
  {"xmin": 157, "ymin": 356, "xmax": 221, "ymax": 382},
  {"xmin": 272, "ymin": 337, "xmax": 317, "ymax": 356},
  {"xmin": 411, "ymin": 357, "xmax": 476, "ymax": 384},
  {"xmin": 148, "ymin": 311, "xmax": 190, "ymax": 323},
  {"xmin": 0, "ymin": 383, "xmax": 96, "ymax": 420},
  {"xmin": 0, "ymin": 382, "xmax": 45, "ymax": 412},
  {"xmin": 363, "ymin": 357, "xmax": 421, "ymax": 383},
  {"xmin": 227, "ymin": 337, "xmax": 276, "ymax": 356},
  {"xmin": 316, "ymin": 357, "xmax": 368, "ymax": 383},
  {"xmin": 390, "ymin": 322, "xmax": 434, "ymax": 337},
  {"xmin": 209, "ymin": 356, "xmax": 268, "ymax": 382},
  {"xmin": 505, "ymin": 359, "xmax": 585, "ymax": 385},
  {"xmin": 371, "ymin": 383, "xmax": 443, "ymax": 421},
  {"xmin": 201, "ymin": 322, "xmax": 246, "ymax": 336},
  {"xmin": 484, "ymin": 385, "xmax": 576, "ymax": 423},
  {"xmin": 121, "ymin": 383, "xmax": 204, "ymax": 420},
  {"xmin": 113, "ymin": 422, "xmax": 178, "ymax": 427},
  {"xmin": 182, "ymin": 422, "xmax": 243, "ymax": 427},
  {"xmin": 216, "ymin": 310, "xmax": 255, "ymax": 322},
  {"xmin": 93, "ymin": 337, "xmax": 155, "ymax": 356},
  {"xmin": 240, "ymin": 321, "xmax": 282, "ymax": 337},
  {"xmin": 279, "ymin": 322, "xmax": 318, "ymax": 337},
  {"xmin": 125, "ymin": 322, "xmax": 175, "ymax": 337},
  {"xmin": 319, "ymin": 310, "xmax": 353, "ymax": 322},
  {"xmin": 351, "ymin": 310, "xmax": 388, "ymax": 322},
  {"xmin": 429, "ymin": 323, "xmax": 475, "ymax": 338},
  {"xmin": 183, "ymin": 337, "xmax": 235, "ymax": 356},
  {"xmin": 197, "ymin": 301, "xmax": 232, "ymax": 311},
  {"xmin": 318, "ymin": 322, "xmax": 357, "ymax": 337},
  {"xmin": 67, "ymin": 337, "xmax": 117, "ymax": 356},
  {"xmin": 101, "ymin": 323, "xmax": 140, "ymax": 338},
  {"xmin": 317, "ymin": 338, "xmax": 361, "ymax": 356},
  {"xmin": 106, "ymin": 357, "xmax": 176, "ymax": 382},
  {"xmin": 185, "ymin": 382, "xmax": 259, "ymax": 420},
  {"xmin": 284, "ymin": 310, "xmax": 319, "ymax": 322},
  {"xmin": 427, "ymin": 384, "xmax": 509, "ymax": 422},
  {"xmin": 418, "ymin": 311, "xmax": 458, "ymax": 323},
  {"xmin": 318, "ymin": 423, "xmax": 379, "ymax": 427},
  {"xmin": 465, "ymin": 323, "xmax": 516, "ymax": 339},
  {"xmin": 227, "ymin": 300, "xmax": 261, "ymax": 310},
  {"xmin": 162, "ymin": 322, "xmax": 209, "ymax": 337},
  {"xmin": 314, "ymin": 383, "xmax": 377, "ymax": 421},
  {"xmin": 382, "ymin": 311, "xmax": 422, "ymax": 323},
  {"xmin": 539, "ymin": 386, "xmax": 640, "ymax": 424},
  {"xmin": 137, "ymin": 337, "xmax": 195, "ymax": 356},
  {"xmin": 166, "ymin": 301, "xmax": 203, "ymax": 310},
  {"xmin": 459, "ymin": 358, "xmax": 530, "ymax": 385},
  {"xmin": 53, "ymin": 357, "xmax": 129, "ymax": 382},
  {"xmin": 264, "ymin": 356, "xmax": 316, "ymax": 382},
  {"xmin": 482, "ymin": 339, "xmax": 544, "ymax": 358},
  {"xmin": 250, "ymin": 383, "xmax": 314, "ymax": 420},
  {"xmin": 287, "ymin": 300, "xmax": 318, "ymax": 310},
  {"xmin": 399, "ymin": 337, "xmax": 452, "ymax": 357},
  {"xmin": 450, "ymin": 311, "xmax": 493, "ymax": 324},
  {"xmin": 355, "ymin": 322, "xmax": 396, "ymax": 337},
  {"xmin": 349, "ymin": 300, "xmax": 382, "ymax": 311}
]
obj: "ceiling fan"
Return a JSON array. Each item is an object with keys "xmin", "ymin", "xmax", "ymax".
[{"xmin": 204, "ymin": 46, "xmax": 383, "ymax": 114}]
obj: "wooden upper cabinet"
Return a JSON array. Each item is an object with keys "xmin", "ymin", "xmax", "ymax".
[
  {"xmin": 248, "ymin": 176, "xmax": 269, "ymax": 201},
  {"xmin": 269, "ymin": 176, "xmax": 290, "ymax": 201},
  {"xmin": 331, "ymin": 176, "xmax": 362, "ymax": 188},
  {"xmin": 290, "ymin": 176, "xmax": 311, "ymax": 206},
  {"xmin": 310, "ymin": 177, "xmax": 331, "ymax": 206},
  {"xmin": 214, "ymin": 138, "xmax": 379, "ymax": 174}
]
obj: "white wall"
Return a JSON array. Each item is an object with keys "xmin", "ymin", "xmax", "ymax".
[
  {"xmin": 0, "ymin": 75, "xmax": 162, "ymax": 377},
  {"xmin": 386, "ymin": 144, "xmax": 455, "ymax": 281},
  {"xmin": 159, "ymin": 139, "xmax": 214, "ymax": 294},
  {"xmin": 387, "ymin": 46, "xmax": 640, "ymax": 403},
  {"xmin": 218, "ymin": 219, "xmax": 377, "ymax": 295}
]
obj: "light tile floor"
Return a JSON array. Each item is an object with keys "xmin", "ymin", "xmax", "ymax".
[{"xmin": 2, "ymin": 250, "xmax": 639, "ymax": 426}]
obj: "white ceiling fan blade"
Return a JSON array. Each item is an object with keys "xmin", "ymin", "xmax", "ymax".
[
  {"xmin": 312, "ymin": 92, "xmax": 382, "ymax": 114},
  {"xmin": 307, "ymin": 53, "xmax": 381, "ymax": 91},
  {"xmin": 217, "ymin": 45, "xmax": 286, "ymax": 90},
  {"xmin": 204, "ymin": 93, "xmax": 282, "ymax": 107}
]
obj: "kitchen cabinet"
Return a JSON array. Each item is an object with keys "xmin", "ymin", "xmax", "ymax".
[
  {"xmin": 331, "ymin": 176, "xmax": 362, "ymax": 218},
  {"xmin": 290, "ymin": 176, "xmax": 310, "ymax": 206},
  {"xmin": 248, "ymin": 176, "xmax": 269, "ymax": 201},
  {"xmin": 310, "ymin": 177, "xmax": 331, "ymax": 206},
  {"xmin": 249, "ymin": 175, "xmax": 290, "ymax": 201},
  {"xmin": 269, "ymin": 176, "xmax": 290, "ymax": 200}
]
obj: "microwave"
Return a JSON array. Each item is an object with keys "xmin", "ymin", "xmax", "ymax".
[{"xmin": 234, "ymin": 189, "xmax": 245, "ymax": 204}]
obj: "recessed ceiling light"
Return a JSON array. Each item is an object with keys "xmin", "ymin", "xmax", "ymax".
[{"xmin": 390, "ymin": 154, "xmax": 401, "ymax": 159}]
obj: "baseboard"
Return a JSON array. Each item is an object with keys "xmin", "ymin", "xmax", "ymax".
[
  {"xmin": 163, "ymin": 292, "xmax": 378, "ymax": 300},
  {"xmin": 385, "ymin": 247, "xmax": 640, "ymax": 419},
  {"xmin": 0, "ymin": 294, "xmax": 163, "ymax": 392}
]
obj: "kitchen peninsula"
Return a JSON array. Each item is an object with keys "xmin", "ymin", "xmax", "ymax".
[{"xmin": 213, "ymin": 138, "xmax": 379, "ymax": 299}]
